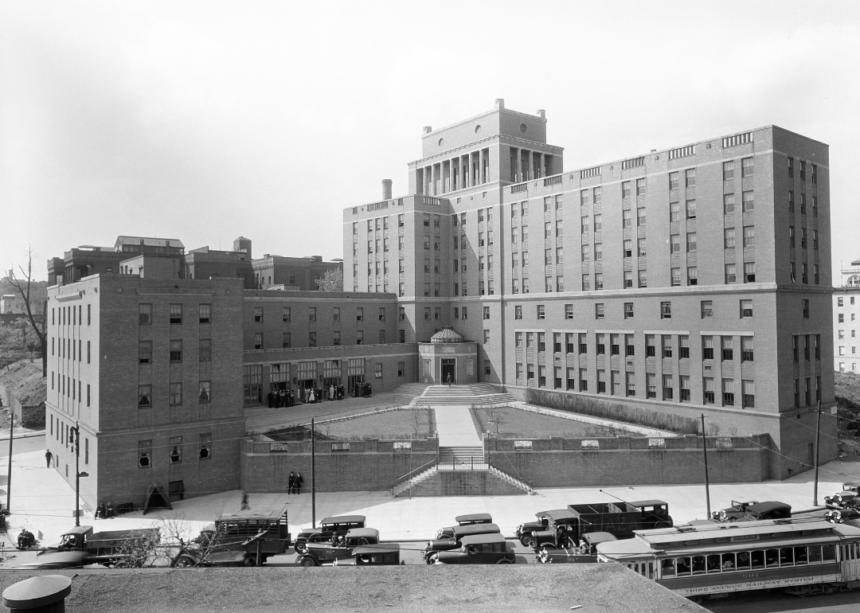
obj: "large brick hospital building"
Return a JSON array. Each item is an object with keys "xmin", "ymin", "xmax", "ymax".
[{"xmin": 45, "ymin": 100, "xmax": 836, "ymax": 507}]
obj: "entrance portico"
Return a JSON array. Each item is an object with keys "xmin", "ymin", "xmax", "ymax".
[{"xmin": 418, "ymin": 327, "xmax": 478, "ymax": 385}]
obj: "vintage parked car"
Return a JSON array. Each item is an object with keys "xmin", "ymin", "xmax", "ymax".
[
  {"xmin": 537, "ymin": 532, "xmax": 617, "ymax": 564},
  {"xmin": 293, "ymin": 515, "xmax": 366, "ymax": 554},
  {"xmin": 432, "ymin": 533, "xmax": 515, "ymax": 565},
  {"xmin": 299, "ymin": 528, "xmax": 379, "ymax": 566},
  {"xmin": 20, "ymin": 525, "xmax": 161, "ymax": 570},
  {"xmin": 713, "ymin": 501, "xmax": 791, "ymax": 522},
  {"xmin": 422, "ymin": 523, "xmax": 501, "ymax": 563},
  {"xmin": 824, "ymin": 483, "xmax": 860, "ymax": 510},
  {"xmin": 517, "ymin": 509, "xmax": 579, "ymax": 549},
  {"xmin": 333, "ymin": 544, "xmax": 401, "ymax": 566},
  {"xmin": 825, "ymin": 507, "xmax": 860, "ymax": 524}
]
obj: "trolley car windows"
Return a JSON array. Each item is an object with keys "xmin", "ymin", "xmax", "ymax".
[
  {"xmin": 721, "ymin": 553, "xmax": 735, "ymax": 569},
  {"xmin": 779, "ymin": 548, "xmax": 793, "ymax": 565},
  {"xmin": 692, "ymin": 556, "xmax": 706, "ymax": 574},
  {"xmin": 806, "ymin": 546, "xmax": 820, "ymax": 564},
  {"xmin": 765, "ymin": 549, "xmax": 779, "ymax": 567},
  {"xmin": 707, "ymin": 555, "xmax": 721, "ymax": 572},
  {"xmin": 823, "ymin": 544, "xmax": 836, "ymax": 562},
  {"xmin": 750, "ymin": 551, "xmax": 765, "ymax": 569},
  {"xmin": 661, "ymin": 559, "xmax": 676, "ymax": 576},
  {"xmin": 676, "ymin": 557, "xmax": 691, "ymax": 576}
]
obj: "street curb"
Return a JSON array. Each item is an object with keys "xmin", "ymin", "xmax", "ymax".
[{"xmin": 0, "ymin": 432, "xmax": 44, "ymax": 442}]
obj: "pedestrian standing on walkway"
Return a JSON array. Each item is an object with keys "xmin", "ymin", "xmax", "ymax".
[
  {"xmin": 45, "ymin": 450, "xmax": 53, "ymax": 468},
  {"xmin": 446, "ymin": 373, "xmax": 452, "ymax": 387},
  {"xmin": 240, "ymin": 492, "xmax": 250, "ymax": 511},
  {"xmin": 288, "ymin": 472, "xmax": 296, "ymax": 495},
  {"xmin": 295, "ymin": 472, "xmax": 303, "ymax": 495}
]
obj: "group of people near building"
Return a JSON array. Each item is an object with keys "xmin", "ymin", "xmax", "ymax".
[
  {"xmin": 267, "ymin": 388, "xmax": 296, "ymax": 408},
  {"xmin": 267, "ymin": 384, "xmax": 360, "ymax": 408},
  {"xmin": 288, "ymin": 472, "xmax": 304, "ymax": 495}
]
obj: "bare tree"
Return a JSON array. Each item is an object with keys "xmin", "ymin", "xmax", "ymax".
[
  {"xmin": 411, "ymin": 409, "xmax": 424, "ymax": 437},
  {"xmin": 7, "ymin": 248, "xmax": 47, "ymax": 376},
  {"xmin": 317, "ymin": 267, "xmax": 343, "ymax": 292},
  {"xmin": 483, "ymin": 407, "xmax": 506, "ymax": 434}
]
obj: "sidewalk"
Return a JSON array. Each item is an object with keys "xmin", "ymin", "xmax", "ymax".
[
  {"xmin": 434, "ymin": 406, "xmax": 482, "ymax": 447},
  {"xmin": 2, "ymin": 443, "xmax": 859, "ymax": 567}
]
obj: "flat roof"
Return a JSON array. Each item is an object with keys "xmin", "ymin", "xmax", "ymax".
[
  {"xmin": 456, "ymin": 513, "xmax": 492, "ymax": 523},
  {"xmin": 217, "ymin": 502, "xmax": 288, "ymax": 522},
  {"xmin": 321, "ymin": 515, "xmax": 365, "ymax": 524},
  {"xmin": 345, "ymin": 528, "xmax": 379, "ymax": 539}
]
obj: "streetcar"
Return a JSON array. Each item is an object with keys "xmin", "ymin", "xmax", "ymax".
[{"xmin": 596, "ymin": 518, "xmax": 860, "ymax": 598}]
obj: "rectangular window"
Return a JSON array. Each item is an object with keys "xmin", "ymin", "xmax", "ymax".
[
  {"xmin": 743, "ymin": 226, "xmax": 755, "ymax": 248},
  {"xmin": 742, "ymin": 191, "xmax": 754, "ymax": 212},
  {"xmin": 378, "ymin": 330, "xmax": 385, "ymax": 344},
  {"xmin": 680, "ymin": 375, "xmax": 690, "ymax": 402},
  {"xmin": 537, "ymin": 305, "xmax": 546, "ymax": 319},
  {"xmin": 198, "ymin": 380, "xmax": 211, "ymax": 404},
  {"xmin": 670, "ymin": 202, "xmax": 680, "ymax": 222},
  {"xmin": 742, "ymin": 380, "xmax": 755, "ymax": 408},
  {"xmin": 624, "ymin": 302, "xmax": 634, "ymax": 319},
  {"xmin": 725, "ymin": 264, "xmax": 737, "ymax": 284},
  {"xmin": 742, "ymin": 337, "xmax": 754, "ymax": 362},
  {"xmin": 724, "ymin": 228, "xmax": 736, "ymax": 248},
  {"xmin": 671, "ymin": 268, "xmax": 681, "ymax": 286},
  {"xmin": 169, "ymin": 382, "xmax": 182, "ymax": 406},
  {"xmin": 595, "ymin": 303, "xmax": 605, "ymax": 319},
  {"xmin": 661, "ymin": 302, "xmax": 671, "ymax": 319},
  {"xmin": 637, "ymin": 207, "xmax": 646, "ymax": 226},
  {"xmin": 356, "ymin": 330, "xmax": 364, "ymax": 345},
  {"xmin": 646, "ymin": 334, "xmax": 656, "ymax": 357},
  {"xmin": 703, "ymin": 377, "xmax": 715, "ymax": 405},
  {"xmin": 198, "ymin": 303, "xmax": 211, "ymax": 324},
  {"xmin": 253, "ymin": 333, "xmax": 263, "ymax": 350},
  {"xmin": 538, "ymin": 332, "xmax": 546, "ymax": 352},
  {"xmin": 723, "ymin": 161, "xmax": 734, "ymax": 181},
  {"xmin": 721, "ymin": 336, "xmax": 734, "ymax": 361},
  {"xmin": 670, "ymin": 234, "xmax": 680, "ymax": 253},
  {"xmin": 139, "ymin": 341, "xmax": 152, "ymax": 364},
  {"xmin": 170, "ymin": 339, "xmax": 182, "ymax": 362},
  {"xmin": 703, "ymin": 336, "xmax": 714, "ymax": 360},
  {"xmin": 597, "ymin": 370, "xmax": 606, "ymax": 393},
  {"xmin": 723, "ymin": 379, "xmax": 735, "ymax": 407},
  {"xmin": 740, "ymin": 299, "xmax": 753, "ymax": 318},
  {"xmin": 686, "ymin": 232, "xmax": 697, "ymax": 252},
  {"xmin": 669, "ymin": 172, "xmax": 679, "ymax": 190},
  {"xmin": 647, "ymin": 373, "xmax": 656, "ymax": 398},
  {"xmin": 663, "ymin": 375, "xmax": 674, "ymax": 400},
  {"xmin": 685, "ymin": 168, "xmax": 696, "ymax": 187},
  {"xmin": 308, "ymin": 307, "xmax": 316, "ymax": 322},
  {"xmin": 581, "ymin": 274, "xmax": 590, "ymax": 290},
  {"xmin": 254, "ymin": 306, "xmax": 263, "ymax": 323},
  {"xmin": 139, "ymin": 303, "xmax": 152, "ymax": 325},
  {"xmin": 308, "ymin": 331, "xmax": 317, "ymax": 347},
  {"xmin": 742, "ymin": 157, "xmax": 754, "ymax": 177},
  {"xmin": 687, "ymin": 267, "xmax": 698, "ymax": 286},
  {"xmin": 170, "ymin": 303, "xmax": 182, "ymax": 324},
  {"xmin": 622, "ymin": 182, "xmax": 631, "ymax": 199},
  {"xmin": 661, "ymin": 335, "xmax": 673, "ymax": 359},
  {"xmin": 138, "ymin": 384, "xmax": 151, "ymax": 408},
  {"xmin": 802, "ymin": 299, "xmax": 809, "ymax": 318},
  {"xmin": 594, "ymin": 273, "xmax": 603, "ymax": 290},
  {"xmin": 675, "ymin": 335, "xmax": 688, "ymax": 360}
]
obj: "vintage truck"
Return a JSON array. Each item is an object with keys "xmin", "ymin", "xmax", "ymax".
[
  {"xmin": 422, "ymin": 522, "xmax": 501, "ymax": 563},
  {"xmin": 517, "ymin": 501, "xmax": 673, "ymax": 550},
  {"xmin": 712, "ymin": 500, "xmax": 792, "ymax": 523},
  {"xmin": 21, "ymin": 525, "xmax": 161, "ymax": 569},
  {"xmin": 824, "ymin": 482, "xmax": 860, "ymax": 510},
  {"xmin": 172, "ymin": 503, "xmax": 291, "ymax": 567}
]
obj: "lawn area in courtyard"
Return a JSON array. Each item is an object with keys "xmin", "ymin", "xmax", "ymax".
[
  {"xmin": 320, "ymin": 408, "xmax": 435, "ymax": 439},
  {"xmin": 473, "ymin": 406, "xmax": 629, "ymax": 438}
]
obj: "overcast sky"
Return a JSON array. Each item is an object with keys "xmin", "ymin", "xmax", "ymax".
[{"xmin": 1, "ymin": 0, "xmax": 859, "ymax": 283}]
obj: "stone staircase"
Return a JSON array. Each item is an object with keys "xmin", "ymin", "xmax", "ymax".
[
  {"xmin": 415, "ymin": 384, "xmax": 515, "ymax": 407},
  {"xmin": 396, "ymin": 465, "xmax": 530, "ymax": 497},
  {"xmin": 488, "ymin": 466, "xmax": 536, "ymax": 495},
  {"xmin": 390, "ymin": 464, "xmax": 439, "ymax": 498},
  {"xmin": 438, "ymin": 446, "xmax": 486, "ymax": 470}
]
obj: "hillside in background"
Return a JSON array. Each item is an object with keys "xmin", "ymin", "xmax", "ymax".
[{"xmin": 835, "ymin": 372, "xmax": 860, "ymax": 458}]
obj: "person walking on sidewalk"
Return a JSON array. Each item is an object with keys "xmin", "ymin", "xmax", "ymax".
[
  {"xmin": 45, "ymin": 450, "xmax": 53, "ymax": 468},
  {"xmin": 295, "ymin": 472, "xmax": 303, "ymax": 495},
  {"xmin": 288, "ymin": 472, "xmax": 296, "ymax": 495}
]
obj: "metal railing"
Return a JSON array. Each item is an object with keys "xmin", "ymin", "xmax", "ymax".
[
  {"xmin": 437, "ymin": 455, "xmax": 487, "ymax": 471},
  {"xmin": 388, "ymin": 458, "xmax": 437, "ymax": 496}
]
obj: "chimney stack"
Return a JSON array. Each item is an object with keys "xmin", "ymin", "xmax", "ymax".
[{"xmin": 382, "ymin": 179, "xmax": 392, "ymax": 201}]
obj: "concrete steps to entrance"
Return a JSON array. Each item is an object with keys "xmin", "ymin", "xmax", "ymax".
[
  {"xmin": 438, "ymin": 446, "xmax": 485, "ymax": 470},
  {"xmin": 400, "ymin": 468, "xmax": 528, "ymax": 497},
  {"xmin": 488, "ymin": 466, "xmax": 536, "ymax": 495}
]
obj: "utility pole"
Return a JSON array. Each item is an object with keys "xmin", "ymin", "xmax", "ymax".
[
  {"xmin": 72, "ymin": 423, "xmax": 80, "ymax": 527},
  {"xmin": 6, "ymin": 413, "xmax": 13, "ymax": 513},
  {"xmin": 813, "ymin": 401, "xmax": 822, "ymax": 506},
  {"xmin": 311, "ymin": 418, "xmax": 316, "ymax": 529},
  {"xmin": 701, "ymin": 414, "xmax": 711, "ymax": 519}
]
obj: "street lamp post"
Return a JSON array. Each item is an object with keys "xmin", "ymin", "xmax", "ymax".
[{"xmin": 70, "ymin": 422, "xmax": 88, "ymax": 527}]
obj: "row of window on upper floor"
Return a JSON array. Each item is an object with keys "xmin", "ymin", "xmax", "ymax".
[
  {"xmin": 251, "ymin": 306, "xmax": 388, "ymax": 324},
  {"xmin": 512, "ymin": 330, "xmax": 758, "ymax": 363},
  {"xmin": 514, "ymin": 364, "xmax": 760, "ymax": 408},
  {"xmin": 514, "ymin": 298, "xmax": 757, "ymax": 322},
  {"xmin": 52, "ymin": 303, "xmax": 91, "ymax": 327}
]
